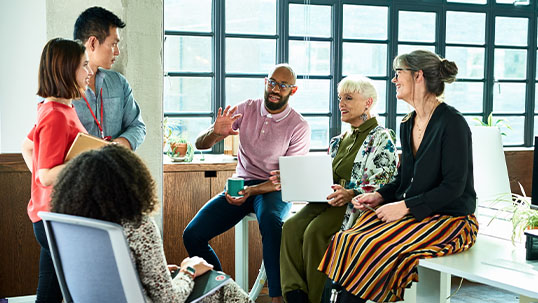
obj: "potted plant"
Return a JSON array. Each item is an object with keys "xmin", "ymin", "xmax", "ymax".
[
  {"xmin": 169, "ymin": 136, "xmax": 188, "ymax": 157},
  {"xmin": 489, "ymin": 185, "xmax": 538, "ymax": 244}
]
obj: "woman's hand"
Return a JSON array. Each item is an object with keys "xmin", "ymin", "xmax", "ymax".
[
  {"xmin": 167, "ymin": 264, "xmax": 179, "ymax": 273},
  {"xmin": 269, "ymin": 170, "xmax": 281, "ymax": 190},
  {"xmin": 375, "ymin": 201, "xmax": 410, "ymax": 223},
  {"xmin": 352, "ymin": 192, "xmax": 383, "ymax": 211},
  {"xmin": 180, "ymin": 256, "xmax": 213, "ymax": 278},
  {"xmin": 327, "ymin": 185, "xmax": 354, "ymax": 207}
]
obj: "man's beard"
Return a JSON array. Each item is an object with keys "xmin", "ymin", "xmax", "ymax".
[{"xmin": 264, "ymin": 91, "xmax": 290, "ymax": 111}]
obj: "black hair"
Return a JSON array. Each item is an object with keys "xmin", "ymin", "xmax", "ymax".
[
  {"xmin": 51, "ymin": 144, "xmax": 157, "ymax": 226},
  {"xmin": 73, "ymin": 6, "xmax": 125, "ymax": 43}
]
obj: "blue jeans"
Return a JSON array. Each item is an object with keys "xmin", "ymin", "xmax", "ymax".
[
  {"xmin": 33, "ymin": 220, "xmax": 63, "ymax": 303},
  {"xmin": 183, "ymin": 180, "xmax": 291, "ymax": 297}
]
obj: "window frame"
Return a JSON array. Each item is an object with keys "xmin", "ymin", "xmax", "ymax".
[{"xmin": 164, "ymin": 0, "xmax": 538, "ymax": 153}]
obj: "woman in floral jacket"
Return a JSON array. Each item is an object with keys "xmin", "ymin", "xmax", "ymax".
[{"xmin": 277, "ymin": 75, "xmax": 399, "ymax": 303}]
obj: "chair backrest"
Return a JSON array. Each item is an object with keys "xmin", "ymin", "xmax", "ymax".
[{"xmin": 39, "ymin": 211, "xmax": 146, "ymax": 303}]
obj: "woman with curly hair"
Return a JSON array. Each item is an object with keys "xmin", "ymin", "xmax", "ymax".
[
  {"xmin": 319, "ymin": 50, "xmax": 478, "ymax": 303},
  {"xmin": 50, "ymin": 144, "xmax": 251, "ymax": 303}
]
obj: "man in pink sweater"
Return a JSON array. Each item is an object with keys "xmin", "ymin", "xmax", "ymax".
[{"xmin": 183, "ymin": 64, "xmax": 311, "ymax": 303}]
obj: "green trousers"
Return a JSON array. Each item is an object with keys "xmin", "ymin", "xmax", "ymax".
[{"xmin": 280, "ymin": 203, "xmax": 348, "ymax": 303}]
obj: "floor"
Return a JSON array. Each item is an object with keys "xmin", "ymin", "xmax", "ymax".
[
  {"xmin": 254, "ymin": 277, "xmax": 522, "ymax": 302},
  {"xmin": 4, "ymin": 277, "xmax": 523, "ymax": 303}
]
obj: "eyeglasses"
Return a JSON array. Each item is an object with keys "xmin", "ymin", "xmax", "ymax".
[
  {"xmin": 393, "ymin": 68, "xmax": 417, "ymax": 80},
  {"xmin": 265, "ymin": 78, "xmax": 296, "ymax": 91}
]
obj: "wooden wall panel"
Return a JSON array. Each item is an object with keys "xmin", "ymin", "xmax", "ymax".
[
  {"xmin": 0, "ymin": 155, "xmax": 38, "ymax": 297},
  {"xmin": 505, "ymin": 149, "xmax": 533, "ymax": 196},
  {"xmin": 162, "ymin": 171, "xmax": 210, "ymax": 265}
]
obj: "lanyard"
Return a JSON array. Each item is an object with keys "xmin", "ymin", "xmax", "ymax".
[{"xmin": 82, "ymin": 88, "xmax": 111, "ymax": 141}]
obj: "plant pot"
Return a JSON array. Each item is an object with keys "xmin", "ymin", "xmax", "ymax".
[{"xmin": 170, "ymin": 142, "xmax": 188, "ymax": 157}]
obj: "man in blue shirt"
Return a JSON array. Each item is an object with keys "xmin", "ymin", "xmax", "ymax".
[{"xmin": 73, "ymin": 7, "xmax": 146, "ymax": 150}]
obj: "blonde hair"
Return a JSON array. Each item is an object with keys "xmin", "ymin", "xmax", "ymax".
[{"xmin": 338, "ymin": 75, "xmax": 378, "ymax": 109}]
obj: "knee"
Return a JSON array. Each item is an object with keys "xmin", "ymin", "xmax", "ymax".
[{"xmin": 182, "ymin": 223, "xmax": 201, "ymax": 247}]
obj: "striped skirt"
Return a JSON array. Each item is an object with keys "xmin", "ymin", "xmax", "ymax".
[{"xmin": 318, "ymin": 211, "xmax": 479, "ymax": 302}]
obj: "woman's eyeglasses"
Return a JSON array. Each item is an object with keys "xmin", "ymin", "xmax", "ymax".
[
  {"xmin": 393, "ymin": 68, "xmax": 417, "ymax": 80},
  {"xmin": 265, "ymin": 78, "xmax": 296, "ymax": 91}
]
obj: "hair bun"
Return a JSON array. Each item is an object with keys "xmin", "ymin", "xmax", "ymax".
[{"xmin": 439, "ymin": 59, "xmax": 458, "ymax": 83}]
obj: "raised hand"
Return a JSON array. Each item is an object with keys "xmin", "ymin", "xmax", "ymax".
[{"xmin": 213, "ymin": 105, "xmax": 242, "ymax": 137}]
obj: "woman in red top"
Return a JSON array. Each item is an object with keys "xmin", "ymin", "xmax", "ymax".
[{"xmin": 21, "ymin": 38, "xmax": 93, "ymax": 303}]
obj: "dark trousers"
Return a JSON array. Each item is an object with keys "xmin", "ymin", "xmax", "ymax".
[
  {"xmin": 33, "ymin": 220, "xmax": 63, "ymax": 303},
  {"xmin": 183, "ymin": 180, "xmax": 291, "ymax": 297}
]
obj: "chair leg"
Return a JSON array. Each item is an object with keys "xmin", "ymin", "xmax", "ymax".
[{"xmin": 249, "ymin": 261, "xmax": 267, "ymax": 301}]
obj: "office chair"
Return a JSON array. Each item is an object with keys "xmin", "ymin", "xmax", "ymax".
[{"xmin": 39, "ymin": 211, "xmax": 146, "ymax": 303}]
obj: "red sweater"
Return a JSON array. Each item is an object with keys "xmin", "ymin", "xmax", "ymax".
[{"xmin": 27, "ymin": 101, "xmax": 86, "ymax": 223}]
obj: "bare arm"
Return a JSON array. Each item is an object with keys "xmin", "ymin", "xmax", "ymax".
[
  {"xmin": 195, "ymin": 106, "xmax": 242, "ymax": 149},
  {"xmin": 21, "ymin": 138, "xmax": 34, "ymax": 171},
  {"xmin": 38, "ymin": 164, "xmax": 66, "ymax": 187},
  {"xmin": 195, "ymin": 127, "xmax": 228, "ymax": 149}
]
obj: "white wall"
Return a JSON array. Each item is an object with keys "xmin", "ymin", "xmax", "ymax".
[
  {"xmin": 0, "ymin": 0, "xmax": 46, "ymax": 153},
  {"xmin": 0, "ymin": 0, "xmax": 164, "ymax": 227}
]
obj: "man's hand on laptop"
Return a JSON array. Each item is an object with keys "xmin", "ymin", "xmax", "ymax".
[{"xmin": 327, "ymin": 184, "xmax": 354, "ymax": 207}]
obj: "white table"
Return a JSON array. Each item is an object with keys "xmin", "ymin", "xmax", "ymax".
[{"xmin": 415, "ymin": 235, "xmax": 538, "ymax": 303}]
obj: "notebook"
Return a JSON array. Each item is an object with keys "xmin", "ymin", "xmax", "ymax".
[
  {"xmin": 64, "ymin": 132, "xmax": 109, "ymax": 162},
  {"xmin": 185, "ymin": 270, "xmax": 232, "ymax": 303},
  {"xmin": 279, "ymin": 154, "xmax": 334, "ymax": 202}
]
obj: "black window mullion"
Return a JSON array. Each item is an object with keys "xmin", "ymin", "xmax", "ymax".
[
  {"xmin": 278, "ymin": 0, "xmax": 289, "ymax": 63},
  {"xmin": 386, "ymin": 3, "xmax": 399, "ymax": 132},
  {"xmin": 525, "ymin": 13, "xmax": 537, "ymax": 146},
  {"xmin": 484, "ymin": 1, "xmax": 495, "ymax": 124},
  {"xmin": 331, "ymin": 1, "xmax": 343, "ymax": 139},
  {"xmin": 213, "ymin": 0, "xmax": 225, "ymax": 153}
]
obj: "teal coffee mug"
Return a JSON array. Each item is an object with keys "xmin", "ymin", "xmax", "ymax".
[{"xmin": 227, "ymin": 177, "xmax": 244, "ymax": 197}]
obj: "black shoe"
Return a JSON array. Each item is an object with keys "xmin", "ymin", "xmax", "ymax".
[
  {"xmin": 285, "ymin": 289, "xmax": 308, "ymax": 303},
  {"xmin": 339, "ymin": 290, "xmax": 366, "ymax": 303}
]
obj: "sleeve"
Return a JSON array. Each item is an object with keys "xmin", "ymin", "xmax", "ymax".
[
  {"xmin": 352, "ymin": 129, "xmax": 399, "ymax": 194},
  {"xmin": 404, "ymin": 115, "xmax": 471, "ymax": 220},
  {"xmin": 231, "ymin": 100, "xmax": 248, "ymax": 131},
  {"xmin": 284, "ymin": 119, "xmax": 311, "ymax": 156},
  {"xmin": 36, "ymin": 111, "xmax": 70, "ymax": 170},
  {"xmin": 117, "ymin": 74, "xmax": 146, "ymax": 150},
  {"xmin": 27, "ymin": 125, "xmax": 36, "ymax": 140},
  {"xmin": 127, "ymin": 218, "xmax": 194, "ymax": 303}
]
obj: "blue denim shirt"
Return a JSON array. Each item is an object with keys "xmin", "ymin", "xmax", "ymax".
[{"xmin": 72, "ymin": 68, "xmax": 146, "ymax": 150}]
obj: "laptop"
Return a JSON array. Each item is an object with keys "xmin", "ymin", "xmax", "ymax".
[{"xmin": 279, "ymin": 154, "xmax": 334, "ymax": 202}]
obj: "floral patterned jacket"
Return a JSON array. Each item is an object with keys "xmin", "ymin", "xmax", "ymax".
[
  {"xmin": 123, "ymin": 216, "xmax": 252, "ymax": 303},
  {"xmin": 329, "ymin": 125, "xmax": 399, "ymax": 229}
]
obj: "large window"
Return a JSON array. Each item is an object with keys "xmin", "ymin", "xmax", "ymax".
[{"xmin": 164, "ymin": 0, "xmax": 538, "ymax": 152}]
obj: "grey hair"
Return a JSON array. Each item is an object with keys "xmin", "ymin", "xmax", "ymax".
[
  {"xmin": 393, "ymin": 50, "xmax": 458, "ymax": 96},
  {"xmin": 337, "ymin": 75, "xmax": 378, "ymax": 109}
]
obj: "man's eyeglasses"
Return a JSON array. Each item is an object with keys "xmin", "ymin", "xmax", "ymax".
[
  {"xmin": 265, "ymin": 78, "xmax": 296, "ymax": 91},
  {"xmin": 393, "ymin": 68, "xmax": 417, "ymax": 80}
]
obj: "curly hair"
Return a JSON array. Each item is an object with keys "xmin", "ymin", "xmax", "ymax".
[{"xmin": 51, "ymin": 144, "xmax": 157, "ymax": 226}]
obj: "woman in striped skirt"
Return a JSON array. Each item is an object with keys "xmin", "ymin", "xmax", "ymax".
[{"xmin": 318, "ymin": 50, "xmax": 479, "ymax": 303}]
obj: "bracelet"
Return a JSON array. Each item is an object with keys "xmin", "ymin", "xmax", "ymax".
[{"xmin": 181, "ymin": 266, "xmax": 196, "ymax": 279}]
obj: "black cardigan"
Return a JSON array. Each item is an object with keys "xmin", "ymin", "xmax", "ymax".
[{"xmin": 377, "ymin": 102, "xmax": 476, "ymax": 221}]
